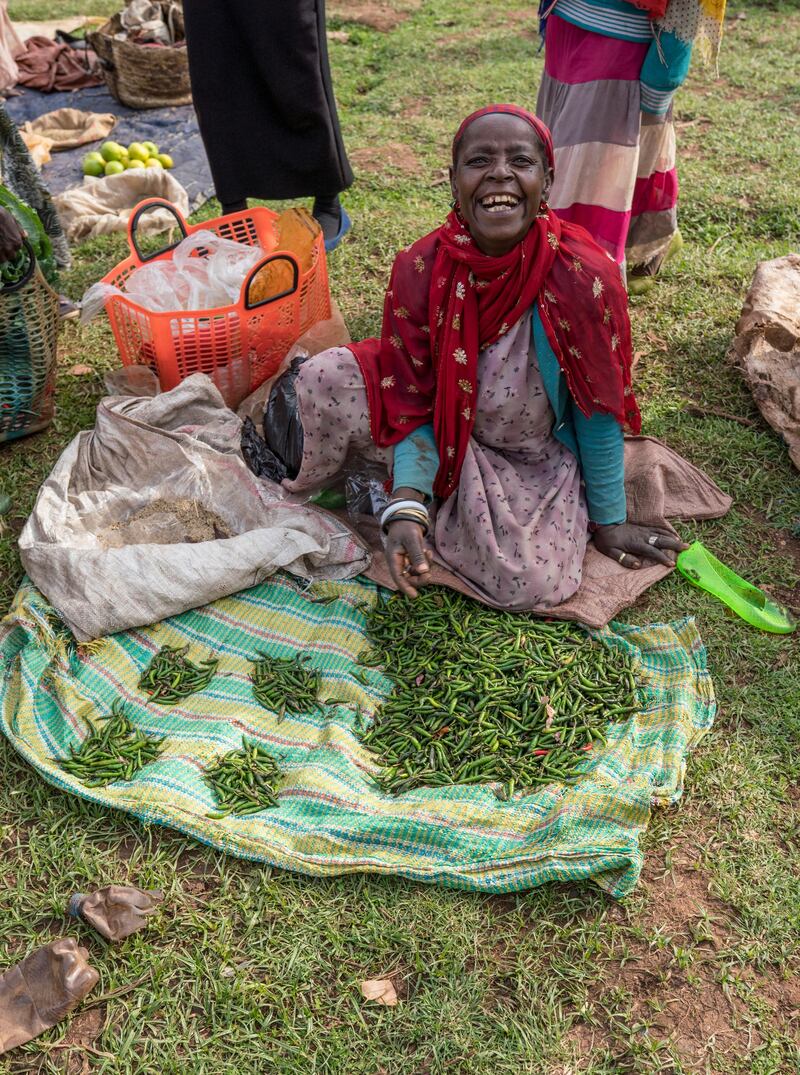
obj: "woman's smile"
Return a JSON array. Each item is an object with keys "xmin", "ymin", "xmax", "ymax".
[{"xmin": 477, "ymin": 192, "xmax": 523, "ymax": 214}]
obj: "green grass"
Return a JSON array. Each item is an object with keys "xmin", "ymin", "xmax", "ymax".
[
  {"xmin": 1, "ymin": 1, "xmax": 799, "ymax": 1072},
  {"xmin": 7, "ymin": 0, "xmax": 116, "ymax": 20}
]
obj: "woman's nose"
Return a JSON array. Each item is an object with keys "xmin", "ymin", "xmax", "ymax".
[{"xmin": 487, "ymin": 157, "xmax": 513, "ymax": 180}]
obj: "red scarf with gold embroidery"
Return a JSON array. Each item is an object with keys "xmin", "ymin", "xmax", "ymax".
[{"xmin": 349, "ymin": 106, "xmax": 640, "ymax": 499}]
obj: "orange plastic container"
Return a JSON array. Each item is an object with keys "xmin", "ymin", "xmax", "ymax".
[{"xmin": 99, "ymin": 198, "xmax": 331, "ymax": 406}]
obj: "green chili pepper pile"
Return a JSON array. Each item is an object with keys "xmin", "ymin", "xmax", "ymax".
[
  {"xmin": 250, "ymin": 652, "xmax": 322, "ymax": 719},
  {"xmin": 204, "ymin": 738, "xmax": 284, "ymax": 818},
  {"xmin": 59, "ymin": 700, "xmax": 165, "ymax": 787},
  {"xmin": 139, "ymin": 645, "xmax": 218, "ymax": 705},
  {"xmin": 360, "ymin": 590, "xmax": 639, "ymax": 797}
]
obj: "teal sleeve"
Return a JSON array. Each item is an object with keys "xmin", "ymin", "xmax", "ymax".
[
  {"xmin": 640, "ymin": 30, "xmax": 693, "ymax": 114},
  {"xmin": 571, "ymin": 407, "xmax": 627, "ymax": 525},
  {"xmin": 392, "ymin": 423, "xmax": 439, "ymax": 499},
  {"xmin": 533, "ymin": 306, "xmax": 627, "ymax": 525}
]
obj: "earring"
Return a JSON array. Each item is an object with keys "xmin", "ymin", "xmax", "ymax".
[
  {"xmin": 537, "ymin": 200, "xmax": 550, "ymax": 218},
  {"xmin": 450, "ymin": 198, "xmax": 459, "ymax": 210}
]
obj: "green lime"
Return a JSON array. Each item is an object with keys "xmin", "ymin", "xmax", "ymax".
[{"xmin": 100, "ymin": 141, "xmax": 125, "ymax": 162}]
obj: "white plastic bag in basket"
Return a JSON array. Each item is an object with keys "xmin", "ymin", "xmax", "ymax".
[
  {"xmin": 173, "ymin": 230, "xmax": 263, "ymax": 308},
  {"xmin": 80, "ymin": 229, "xmax": 264, "ymax": 321}
]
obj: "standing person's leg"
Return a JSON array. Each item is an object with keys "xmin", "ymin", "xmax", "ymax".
[
  {"xmin": 183, "ymin": 0, "xmax": 353, "ymax": 240},
  {"xmin": 537, "ymin": 15, "xmax": 647, "ymax": 268},
  {"xmin": 625, "ymin": 106, "xmax": 680, "ymax": 278}
]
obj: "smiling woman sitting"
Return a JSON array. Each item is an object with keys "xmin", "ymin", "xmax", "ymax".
[{"xmin": 265, "ymin": 104, "xmax": 686, "ymax": 606}]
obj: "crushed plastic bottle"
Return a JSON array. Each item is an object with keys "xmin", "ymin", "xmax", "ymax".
[
  {"xmin": 0, "ymin": 938, "xmax": 99, "ymax": 1054},
  {"xmin": 68, "ymin": 885, "xmax": 163, "ymax": 941}
]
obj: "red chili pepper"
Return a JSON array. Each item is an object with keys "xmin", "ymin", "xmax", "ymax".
[{"xmin": 533, "ymin": 748, "xmax": 549, "ymax": 756}]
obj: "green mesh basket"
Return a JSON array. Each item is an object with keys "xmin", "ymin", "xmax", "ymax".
[{"xmin": 0, "ymin": 240, "xmax": 59, "ymax": 444}]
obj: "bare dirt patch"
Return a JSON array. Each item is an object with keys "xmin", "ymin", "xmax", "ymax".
[
  {"xmin": 351, "ymin": 143, "xmax": 420, "ymax": 175},
  {"xmin": 599, "ymin": 840, "xmax": 761, "ymax": 1069},
  {"xmin": 749, "ymin": 968, "xmax": 800, "ymax": 1036},
  {"xmin": 400, "ymin": 96, "xmax": 430, "ymax": 119},
  {"xmin": 176, "ymin": 848, "xmax": 220, "ymax": 899},
  {"xmin": 637, "ymin": 838, "xmax": 735, "ymax": 941},
  {"xmin": 556, "ymin": 837, "xmax": 799, "ymax": 1071},
  {"xmin": 559, "ymin": 1020, "xmax": 613, "ymax": 1070},
  {"xmin": 112, "ymin": 834, "xmax": 142, "ymax": 863},
  {"xmin": 55, "ymin": 1005, "xmax": 106, "ymax": 1074},
  {"xmin": 327, "ymin": 0, "xmax": 421, "ymax": 32}
]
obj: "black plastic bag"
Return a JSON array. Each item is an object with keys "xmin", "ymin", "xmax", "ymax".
[
  {"xmin": 263, "ymin": 355, "xmax": 305, "ymax": 480},
  {"xmin": 240, "ymin": 417, "xmax": 287, "ymax": 483}
]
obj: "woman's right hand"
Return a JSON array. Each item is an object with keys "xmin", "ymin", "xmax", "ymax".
[
  {"xmin": 386, "ymin": 519, "xmax": 433, "ymax": 598},
  {"xmin": 0, "ymin": 208, "xmax": 24, "ymax": 263}
]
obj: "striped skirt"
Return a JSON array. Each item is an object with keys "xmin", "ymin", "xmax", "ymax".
[{"xmin": 537, "ymin": 14, "xmax": 678, "ymax": 272}]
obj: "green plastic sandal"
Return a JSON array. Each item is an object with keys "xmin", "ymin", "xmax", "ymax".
[
  {"xmin": 627, "ymin": 275, "xmax": 657, "ymax": 296},
  {"xmin": 662, "ymin": 229, "xmax": 684, "ymax": 266},
  {"xmin": 676, "ymin": 541, "xmax": 797, "ymax": 634}
]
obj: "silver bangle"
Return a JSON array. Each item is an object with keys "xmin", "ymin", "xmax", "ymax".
[{"xmin": 380, "ymin": 498, "xmax": 429, "ymax": 531}]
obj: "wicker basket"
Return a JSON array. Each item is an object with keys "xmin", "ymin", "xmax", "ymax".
[
  {"xmin": 0, "ymin": 241, "xmax": 60, "ymax": 444},
  {"xmin": 89, "ymin": 4, "xmax": 191, "ymax": 109}
]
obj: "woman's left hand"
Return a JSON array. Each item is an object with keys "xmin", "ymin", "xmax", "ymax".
[{"xmin": 593, "ymin": 522, "xmax": 689, "ymax": 570}]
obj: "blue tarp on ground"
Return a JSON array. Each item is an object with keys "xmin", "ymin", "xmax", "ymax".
[{"xmin": 4, "ymin": 84, "xmax": 214, "ymax": 209}]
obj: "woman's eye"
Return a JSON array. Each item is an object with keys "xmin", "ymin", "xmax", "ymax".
[
  {"xmin": 513, "ymin": 157, "xmax": 535, "ymax": 166},
  {"xmin": 466, "ymin": 156, "xmax": 489, "ymax": 166}
]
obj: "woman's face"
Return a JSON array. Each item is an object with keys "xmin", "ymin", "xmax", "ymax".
[{"xmin": 450, "ymin": 113, "xmax": 553, "ymax": 257}]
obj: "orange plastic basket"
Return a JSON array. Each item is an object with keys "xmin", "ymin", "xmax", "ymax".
[{"xmin": 99, "ymin": 198, "xmax": 331, "ymax": 406}]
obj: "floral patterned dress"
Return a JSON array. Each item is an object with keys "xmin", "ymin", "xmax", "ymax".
[{"xmin": 284, "ymin": 309, "xmax": 588, "ymax": 610}]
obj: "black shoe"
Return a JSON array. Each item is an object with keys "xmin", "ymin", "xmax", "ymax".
[{"xmin": 312, "ymin": 194, "xmax": 342, "ymax": 243}]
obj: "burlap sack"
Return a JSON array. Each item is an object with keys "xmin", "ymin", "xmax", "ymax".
[
  {"xmin": 21, "ymin": 107, "xmax": 116, "ymax": 151},
  {"xmin": 730, "ymin": 253, "xmax": 800, "ymax": 471},
  {"xmin": 19, "ymin": 374, "xmax": 369, "ymax": 640},
  {"xmin": 53, "ymin": 168, "xmax": 190, "ymax": 242}
]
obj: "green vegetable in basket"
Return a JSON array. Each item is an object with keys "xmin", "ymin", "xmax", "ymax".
[
  {"xmin": 0, "ymin": 186, "xmax": 58, "ymax": 286},
  {"xmin": 0, "ymin": 246, "xmax": 28, "ymax": 289}
]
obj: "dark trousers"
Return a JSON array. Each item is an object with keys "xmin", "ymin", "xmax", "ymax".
[{"xmin": 183, "ymin": 0, "xmax": 354, "ymax": 204}]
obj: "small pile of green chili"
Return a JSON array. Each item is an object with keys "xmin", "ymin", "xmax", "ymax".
[
  {"xmin": 250, "ymin": 651, "xmax": 322, "ymax": 719},
  {"xmin": 59, "ymin": 699, "xmax": 165, "ymax": 787},
  {"xmin": 360, "ymin": 590, "xmax": 639, "ymax": 798},
  {"xmin": 204, "ymin": 738, "xmax": 284, "ymax": 818},
  {"xmin": 139, "ymin": 645, "xmax": 218, "ymax": 705}
]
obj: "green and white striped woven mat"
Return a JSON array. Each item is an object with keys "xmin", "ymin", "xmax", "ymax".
[{"xmin": 0, "ymin": 575, "xmax": 716, "ymax": 897}]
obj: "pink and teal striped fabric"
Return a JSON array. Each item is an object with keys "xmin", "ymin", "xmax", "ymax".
[
  {"xmin": 0, "ymin": 575, "xmax": 715, "ymax": 897},
  {"xmin": 538, "ymin": 14, "xmax": 679, "ymax": 269}
]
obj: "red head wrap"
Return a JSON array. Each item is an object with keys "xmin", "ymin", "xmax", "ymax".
[{"xmin": 452, "ymin": 104, "xmax": 554, "ymax": 172}]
